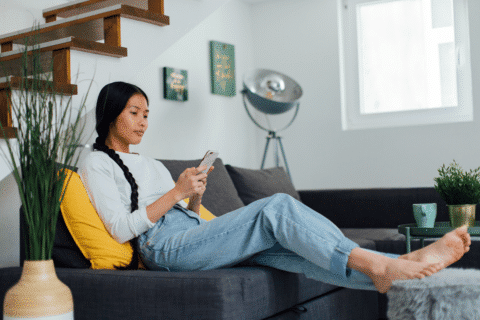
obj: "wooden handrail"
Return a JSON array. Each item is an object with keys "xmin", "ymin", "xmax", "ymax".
[
  {"xmin": 42, "ymin": 0, "xmax": 164, "ymax": 21},
  {"xmin": 0, "ymin": 5, "xmax": 169, "ymax": 53}
]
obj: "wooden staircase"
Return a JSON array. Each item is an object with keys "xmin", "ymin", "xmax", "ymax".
[{"xmin": 0, "ymin": 0, "xmax": 168, "ymax": 139}]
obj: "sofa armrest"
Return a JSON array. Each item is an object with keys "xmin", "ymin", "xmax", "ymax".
[{"xmin": 298, "ymin": 188, "xmax": 450, "ymax": 229}]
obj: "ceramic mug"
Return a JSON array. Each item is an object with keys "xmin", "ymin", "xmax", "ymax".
[{"xmin": 413, "ymin": 203, "xmax": 437, "ymax": 228}]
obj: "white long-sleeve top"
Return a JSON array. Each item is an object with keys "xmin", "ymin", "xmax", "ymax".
[{"xmin": 79, "ymin": 150, "xmax": 186, "ymax": 244}]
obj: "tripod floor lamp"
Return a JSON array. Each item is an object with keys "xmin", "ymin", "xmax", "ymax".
[{"xmin": 241, "ymin": 69, "xmax": 303, "ymax": 181}]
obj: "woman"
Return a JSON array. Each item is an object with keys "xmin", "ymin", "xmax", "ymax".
[{"xmin": 80, "ymin": 82, "xmax": 471, "ymax": 294}]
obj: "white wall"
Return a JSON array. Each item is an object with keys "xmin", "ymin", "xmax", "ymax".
[
  {"xmin": 130, "ymin": 0, "xmax": 262, "ymax": 168},
  {"xmin": 250, "ymin": 0, "xmax": 480, "ymax": 190},
  {"xmin": 0, "ymin": 172, "xmax": 20, "ymax": 267}
]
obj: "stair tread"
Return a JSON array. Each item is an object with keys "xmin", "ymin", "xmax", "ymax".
[
  {"xmin": 0, "ymin": 76, "xmax": 78, "ymax": 95},
  {"xmin": 0, "ymin": 37, "xmax": 127, "ymax": 79},
  {"xmin": 0, "ymin": 4, "xmax": 169, "ymax": 46},
  {"xmin": 43, "ymin": 0, "xmax": 151, "ymax": 19},
  {"xmin": 0, "ymin": 36, "xmax": 127, "ymax": 61}
]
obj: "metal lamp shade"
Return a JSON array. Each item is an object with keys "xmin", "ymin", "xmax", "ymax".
[{"xmin": 243, "ymin": 69, "xmax": 302, "ymax": 115}]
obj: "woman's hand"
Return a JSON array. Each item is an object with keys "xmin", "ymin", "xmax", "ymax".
[
  {"xmin": 186, "ymin": 166, "xmax": 214, "ymax": 214},
  {"xmin": 192, "ymin": 166, "xmax": 214, "ymax": 197},
  {"xmin": 174, "ymin": 166, "xmax": 213, "ymax": 200}
]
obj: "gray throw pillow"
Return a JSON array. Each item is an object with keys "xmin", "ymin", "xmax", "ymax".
[
  {"xmin": 159, "ymin": 158, "xmax": 245, "ymax": 216},
  {"xmin": 225, "ymin": 165, "xmax": 301, "ymax": 205}
]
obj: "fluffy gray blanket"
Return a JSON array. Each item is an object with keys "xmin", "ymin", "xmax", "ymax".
[{"xmin": 387, "ymin": 268, "xmax": 480, "ymax": 320}]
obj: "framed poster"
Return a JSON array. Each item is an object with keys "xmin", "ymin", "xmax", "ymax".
[
  {"xmin": 210, "ymin": 41, "xmax": 236, "ymax": 96},
  {"xmin": 163, "ymin": 67, "xmax": 188, "ymax": 101}
]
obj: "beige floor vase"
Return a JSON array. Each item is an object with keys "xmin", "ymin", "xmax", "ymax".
[{"xmin": 3, "ymin": 260, "xmax": 74, "ymax": 319}]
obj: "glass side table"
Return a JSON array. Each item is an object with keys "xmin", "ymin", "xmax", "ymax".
[{"xmin": 398, "ymin": 221, "xmax": 480, "ymax": 253}]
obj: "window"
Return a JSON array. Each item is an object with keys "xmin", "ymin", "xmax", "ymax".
[{"xmin": 338, "ymin": 0, "xmax": 473, "ymax": 130}]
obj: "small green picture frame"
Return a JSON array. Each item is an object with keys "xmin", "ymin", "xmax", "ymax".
[
  {"xmin": 210, "ymin": 41, "xmax": 236, "ymax": 97},
  {"xmin": 163, "ymin": 67, "xmax": 188, "ymax": 101}
]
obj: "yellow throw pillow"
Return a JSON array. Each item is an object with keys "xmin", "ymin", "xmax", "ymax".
[
  {"xmin": 60, "ymin": 169, "xmax": 136, "ymax": 270},
  {"xmin": 183, "ymin": 198, "xmax": 216, "ymax": 221}
]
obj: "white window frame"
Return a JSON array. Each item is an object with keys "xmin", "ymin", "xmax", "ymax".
[{"xmin": 338, "ymin": 0, "xmax": 473, "ymax": 130}]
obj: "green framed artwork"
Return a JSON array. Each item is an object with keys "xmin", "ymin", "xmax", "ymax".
[
  {"xmin": 163, "ymin": 67, "xmax": 188, "ymax": 101},
  {"xmin": 210, "ymin": 41, "xmax": 236, "ymax": 96}
]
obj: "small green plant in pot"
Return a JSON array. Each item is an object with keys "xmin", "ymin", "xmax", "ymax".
[{"xmin": 434, "ymin": 160, "xmax": 480, "ymax": 227}]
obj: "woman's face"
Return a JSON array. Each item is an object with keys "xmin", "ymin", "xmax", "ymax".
[{"xmin": 106, "ymin": 93, "xmax": 149, "ymax": 152}]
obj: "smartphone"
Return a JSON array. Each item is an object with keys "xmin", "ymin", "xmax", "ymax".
[{"xmin": 198, "ymin": 150, "xmax": 219, "ymax": 173}]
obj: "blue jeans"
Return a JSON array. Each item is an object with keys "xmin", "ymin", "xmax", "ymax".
[{"xmin": 138, "ymin": 193, "xmax": 399, "ymax": 291}]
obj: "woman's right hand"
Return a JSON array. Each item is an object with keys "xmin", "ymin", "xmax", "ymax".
[{"xmin": 174, "ymin": 166, "xmax": 208, "ymax": 200}]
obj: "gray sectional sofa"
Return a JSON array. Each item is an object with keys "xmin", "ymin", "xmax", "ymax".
[{"xmin": 1, "ymin": 157, "xmax": 479, "ymax": 320}]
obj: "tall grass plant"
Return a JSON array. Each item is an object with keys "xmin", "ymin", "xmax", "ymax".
[{"xmin": 0, "ymin": 33, "xmax": 90, "ymax": 260}]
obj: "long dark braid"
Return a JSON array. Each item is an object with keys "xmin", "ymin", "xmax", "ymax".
[
  {"xmin": 94, "ymin": 82, "xmax": 149, "ymax": 270},
  {"xmin": 93, "ymin": 137, "xmax": 140, "ymax": 212}
]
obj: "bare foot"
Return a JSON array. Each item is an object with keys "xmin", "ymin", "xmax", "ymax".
[
  {"xmin": 399, "ymin": 226, "xmax": 471, "ymax": 267},
  {"xmin": 368, "ymin": 256, "xmax": 444, "ymax": 293},
  {"xmin": 347, "ymin": 248, "xmax": 445, "ymax": 293}
]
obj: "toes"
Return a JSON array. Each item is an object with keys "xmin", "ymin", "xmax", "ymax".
[
  {"xmin": 465, "ymin": 235, "xmax": 472, "ymax": 247},
  {"xmin": 424, "ymin": 263, "xmax": 443, "ymax": 276},
  {"xmin": 455, "ymin": 225, "xmax": 469, "ymax": 236},
  {"xmin": 436, "ymin": 262, "xmax": 445, "ymax": 270},
  {"xmin": 461, "ymin": 232, "xmax": 471, "ymax": 245},
  {"xmin": 417, "ymin": 273, "xmax": 426, "ymax": 279},
  {"xmin": 453, "ymin": 226, "xmax": 471, "ymax": 248},
  {"xmin": 420, "ymin": 269, "xmax": 433, "ymax": 277}
]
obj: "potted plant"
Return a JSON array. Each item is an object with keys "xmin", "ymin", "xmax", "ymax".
[
  {"xmin": 434, "ymin": 160, "xmax": 480, "ymax": 227},
  {"xmin": 1, "ymin": 35, "xmax": 89, "ymax": 319}
]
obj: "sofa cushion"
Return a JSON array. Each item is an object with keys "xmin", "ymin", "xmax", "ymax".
[
  {"xmin": 341, "ymin": 228, "xmax": 406, "ymax": 242},
  {"xmin": 51, "ymin": 211, "xmax": 91, "ymax": 269},
  {"xmin": 225, "ymin": 165, "xmax": 301, "ymax": 205},
  {"xmin": 298, "ymin": 188, "xmax": 450, "ymax": 228},
  {"xmin": 44, "ymin": 172, "xmax": 91, "ymax": 268},
  {"xmin": 160, "ymin": 158, "xmax": 244, "ymax": 216},
  {"xmin": 60, "ymin": 169, "xmax": 137, "ymax": 270}
]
